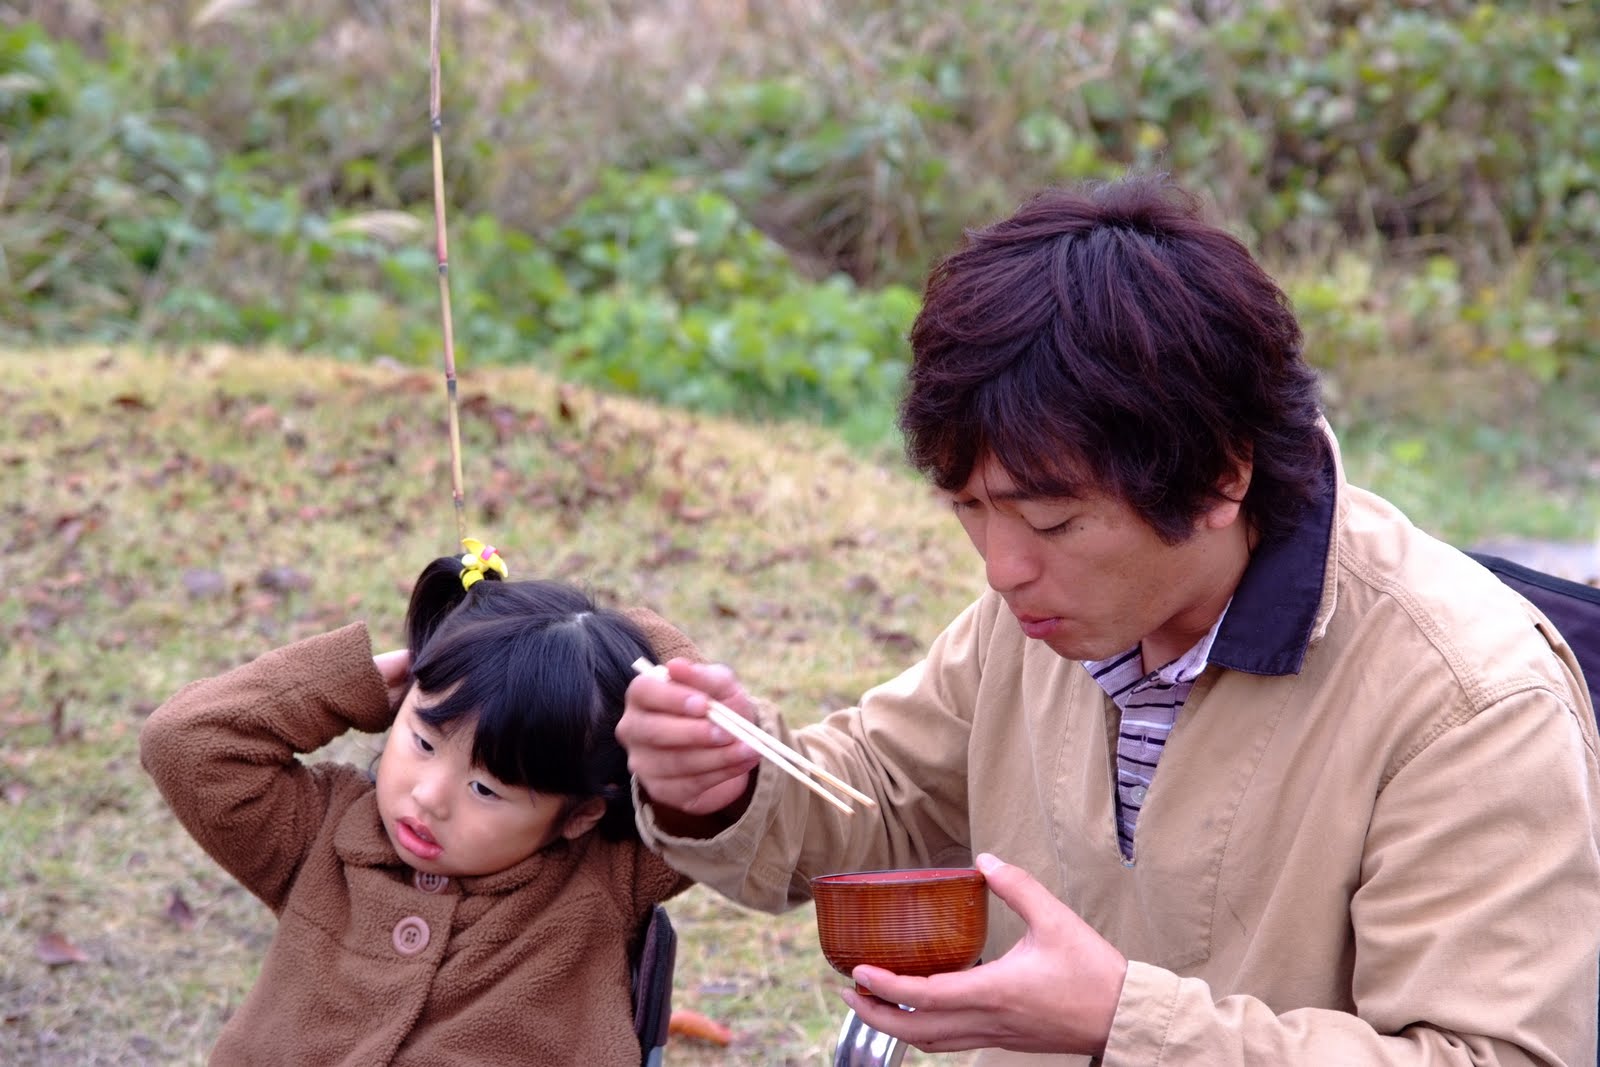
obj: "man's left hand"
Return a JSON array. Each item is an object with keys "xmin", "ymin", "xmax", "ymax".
[{"xmin": 840, "ymin": 853, "xmax": 1128, "ymax": 1056}]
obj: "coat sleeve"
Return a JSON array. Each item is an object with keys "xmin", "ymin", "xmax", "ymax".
[
  {"xmin": 1104, "ymin": 686, "xmax": 1600, "ymax": 1067},
  {"xmin": 637, "ymin": 596, "xmax": 990, "ymax": 912},
  {"xmin": 626, "ymin": 842, "xmax": 695, "ymax": 916},
  {"xmin": 139, "ymin": 622, "xmax": 394, "ymax": 912},
  {"xmin": 624, "ymin": 606, "xmax": 703, "ymax": 666}
]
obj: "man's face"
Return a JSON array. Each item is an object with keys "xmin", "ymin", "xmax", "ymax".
[
  {"xmin": 375, "ymin": 689, "xmax": 602, "ymax": 878},
  {"xmin": 948, "ymin": 453, "xmax": 1249, "ymax": 668}
]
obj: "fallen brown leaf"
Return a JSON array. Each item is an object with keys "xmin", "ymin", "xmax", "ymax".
[
  {"xmin": 845, "ymin": 573, "xmax": 881, "ymax": 596},
  {"xmin": 36, "ymin": 931, "xmax": 89, "ymax": 966},
  {"xmin": 668, "ymin": 1008, "xmax": 733, "ymax": 1046},
  {"xmin": 164, "ymin": 889, "xmax": 197, "ymax": 931},
  {"xmin": 256, "ymin": 566, "xmax": 312, "ymax": 593},
  {"xmin": 867, "ymin": 624, "xmax": 920, "ymax": 654},
  {"xmin": 240, "ymin": 404, "xmax": 280, "ymax": 432}
]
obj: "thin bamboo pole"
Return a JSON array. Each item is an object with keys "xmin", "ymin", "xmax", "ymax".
[{"xmin": 429, "ymin": 0, "xmax": 467, "ymax": 545}]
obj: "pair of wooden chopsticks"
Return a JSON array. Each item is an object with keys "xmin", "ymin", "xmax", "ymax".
[{"xmin": 631, "ymin": 658, "xmax": 877, "ymax": 815}]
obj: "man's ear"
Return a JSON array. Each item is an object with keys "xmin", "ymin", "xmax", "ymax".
[
  {"xmin": 561, "ymin": 796, "xmax": 608, "ymax": 840},
  {"xmin": 1203, "ymin": 460, "xmax": 1253, "ymax": 530}
]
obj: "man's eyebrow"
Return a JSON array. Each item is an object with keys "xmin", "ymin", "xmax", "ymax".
[{"xmin": 985, "ymin": 486, "xmax": 1082, "ymax": 504}]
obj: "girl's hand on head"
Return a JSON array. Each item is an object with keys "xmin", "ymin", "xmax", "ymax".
[
  {"xmin": 373, "ymin": 648, "xmax": 412, "ymax": 712},
  {"xmin": 616, "ymin": 658, "xmax": 762, "ymax": 818}
]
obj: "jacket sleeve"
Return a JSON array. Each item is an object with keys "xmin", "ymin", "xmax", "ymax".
[
  {"xmin": 1104, "ymin": 686, "xmax": 1600, "ymax": 1067},
  {"xmin": 637, "ymin": 596, "xmax": 990, "ymax": 912},
  {"xmin": 626, "ymin": 842, "xmax": 695, "ymax": 916},
  {"xmin": 139, "ymin": 622, "xmax": 394, "ymax": 913},
  {"xmin": 624, "ymin": 606, "xmax": 703, "ymax": 667}
]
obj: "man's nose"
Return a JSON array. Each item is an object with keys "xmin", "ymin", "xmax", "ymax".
[{"xmin": 983, "ymin": 519, "xmax": 1040, "ymax": 593}]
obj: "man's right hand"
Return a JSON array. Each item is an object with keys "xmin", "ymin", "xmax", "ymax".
[{"xmin": 616, "ymin": 658, "xmax": 764, "ymax": 819}]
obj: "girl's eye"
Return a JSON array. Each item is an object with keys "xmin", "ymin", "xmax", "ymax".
[
  {"xmin": 468, "ymin": 780, "xmax": 501, "ymax": 800},
  {"xmin": 411, "ymin": 731, "xmax": 435, "ymax": 754}
]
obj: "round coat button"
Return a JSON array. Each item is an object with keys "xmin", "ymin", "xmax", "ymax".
[
  {"xmin": 413, "ymin": 871, "xmax": 449, "ymax": 894},
  {"xmin": 392, "ymin": 916, "xmax": 430, "ymax": 956}
]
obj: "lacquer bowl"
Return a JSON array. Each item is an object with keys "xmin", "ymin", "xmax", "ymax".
[{"xmin": 810, "ymin": 867, "xmax": 988, "ymax": 995}]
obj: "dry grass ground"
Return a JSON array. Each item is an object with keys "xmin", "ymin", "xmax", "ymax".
[
  {"xmin": 0, "ymin": 345, "xmax": 986, "ymax": 1065},
  {"xmin": 2, "ymin": 345, "xmax": 1594, "ymax": 1065}
]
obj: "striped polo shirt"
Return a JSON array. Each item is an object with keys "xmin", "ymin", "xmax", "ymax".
[{"xmin": 1086, "ymin": 611, "xmax": 1228, "ymax": 860}]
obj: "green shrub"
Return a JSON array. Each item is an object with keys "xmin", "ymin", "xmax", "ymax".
[{"xmin": 3, "ymin": 1, "xmax": 1597, "ymax": 430}]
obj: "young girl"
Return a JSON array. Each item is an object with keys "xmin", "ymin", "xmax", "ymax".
[{"xmin": 142, "ymin": 546, "xmax": 699, "ymax": 1065}]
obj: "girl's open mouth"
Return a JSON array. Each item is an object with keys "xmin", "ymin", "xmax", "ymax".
[{"xmin": 396, "ymin": 818, "xmax": 443, "ymax": 861}]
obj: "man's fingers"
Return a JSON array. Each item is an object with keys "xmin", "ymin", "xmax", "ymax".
[
  {"xmin": 628, "ymin": 746, "xmax": 759, "ymax": 789},
  {"xmin": 625, "ymin": 735, "xmax": 760, "ymax": 812},
  {"xmin": 840, "ymin": 986, "xmax": 910, "ymax": 1032},
  {"xmin": 627, "ymin": 670, "xmax": 711, "ymax": 720},
  {"xmin": 619, "ymin": 705, "xmax": 734, "ymax": 751},
  {"xmin": 850, "ymin": 962, "xmax": 994, "ymax": 1015},
  {"xmin": 619, "ymin": 657, "xmax": 762, "ymax": 816},
  {"xmin": 839, "ymin": 988, "xmax": 1001, "ymax": 1055},
  {"xmin": 975, "ymin": 852, "xmax": 1057, "ymax": 929},
  {"xmin": 664, "ymin": 658, "xmax": 754, "ymax": 716}
]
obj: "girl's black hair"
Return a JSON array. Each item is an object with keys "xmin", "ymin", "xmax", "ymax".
[{"xmin": 402, "ymin": 558, "xmax": 654, "ymax": 842}]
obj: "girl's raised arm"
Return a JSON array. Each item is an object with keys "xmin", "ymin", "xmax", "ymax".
[{"xmin": 140, "ymin": 623, "xmax": 395, "ymax": 911}]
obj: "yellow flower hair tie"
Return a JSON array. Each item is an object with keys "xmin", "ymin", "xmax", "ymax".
[{"xmin": 459, "ymin": 537, "xmax": 509, "ymax": 591}]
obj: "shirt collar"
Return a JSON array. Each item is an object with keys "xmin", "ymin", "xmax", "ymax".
[
  {"xmin": 1084, "ymin": 602, "xmax": 1230, "ymax": 692},
  {"xmin": 1206, "ymin": 444, "xmax": 1337, "ymax": 677}
]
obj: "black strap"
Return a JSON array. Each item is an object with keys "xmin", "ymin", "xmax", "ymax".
[
  {"xmin": 631, "ymin": 904, "xmax": 676, "ymax": 1059},
  {"xmin": 1468, "ymin": 551, "xmax": 1600, "ymax": 709}
]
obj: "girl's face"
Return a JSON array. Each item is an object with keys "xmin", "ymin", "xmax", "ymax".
[{"xmin": 375, "ymin": 687, "xmax": 604, "ymax": 878}]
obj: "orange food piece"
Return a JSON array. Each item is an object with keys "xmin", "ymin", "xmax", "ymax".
[{"xmin": 668, "ymin": 1007, "xmax": 734, "ymax": 1046}]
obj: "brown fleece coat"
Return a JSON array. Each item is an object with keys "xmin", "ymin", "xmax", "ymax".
[{"xmin": 142, "ymin": 611, "xmax": 699, "ymax": 1066}]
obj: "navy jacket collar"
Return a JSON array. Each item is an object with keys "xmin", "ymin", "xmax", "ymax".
[{"xmin": 1208, "ymin": 446, "xmax": 1336, "ymax": 677}]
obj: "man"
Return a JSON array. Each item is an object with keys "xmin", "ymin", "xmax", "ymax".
[{"xmin": 617, "ymin": 175, "xmax": 1600, "ymax": 1065}]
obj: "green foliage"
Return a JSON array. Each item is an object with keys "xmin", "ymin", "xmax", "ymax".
[
  {"xmin": 1109, "ymin": 0, "xmax": 1600, "ymax": 381},
  {"xmin": 0, "ymin": 17, "xmax": 916, "ymax": 430},
  {"xmin": 622, "ymin": 0, "xmax": 1599, "ymax": 379},
  {"xmin": 539, "ymin": 173, "xmax": 918, "ymax": 421},
  {"xmin": 277, "ymin": 172, "xmax": 916, "ymax": 425},
  {"xmin": 3, "ymin": 1, "xmax": 1598, "ymax": 430},
  {"xmin": 659, "ymin": 74, "xmax": 960, "ymax": 284},
  {"xmin": 554, "ymin": 272, "xmax": 916, "ymax": 421}
]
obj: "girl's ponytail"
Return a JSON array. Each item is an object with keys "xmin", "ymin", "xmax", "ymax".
[{"xmin": 406, "ymin": 555, "xmax": 502, "ymax": 656}]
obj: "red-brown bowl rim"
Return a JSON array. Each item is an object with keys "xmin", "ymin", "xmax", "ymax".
[{"xmin": 810, "ymin": 867, "xmax": 984, "ymax": 888}]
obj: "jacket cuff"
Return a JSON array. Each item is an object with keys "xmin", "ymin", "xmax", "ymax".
[
  {"xmin": 293, "ymin": 621, "xmax": 392, "ymax": 734},
  {"xmin": 632, "ymin": 704, "xmax": 798, "ymax": 912},
  {"xmin": 1101, "ymin": 960, "xmax": 1181, "ymax": 1067}
]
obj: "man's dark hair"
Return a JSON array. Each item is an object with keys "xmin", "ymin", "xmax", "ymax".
[{"xmin": 899, "ymin": 174, "xmax": 1327, "ymax": 544}]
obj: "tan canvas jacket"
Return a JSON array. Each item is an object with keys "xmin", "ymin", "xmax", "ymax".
[{"xmin": 641, "ymin": 440, "xmax": 1600, "ymax": 1066}]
